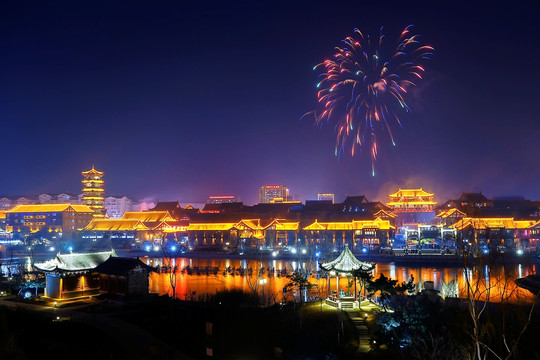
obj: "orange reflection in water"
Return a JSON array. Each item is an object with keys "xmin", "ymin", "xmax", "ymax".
[{"xmin": 146, "ymin": 258, "xmax": 536, "ymax": 303}]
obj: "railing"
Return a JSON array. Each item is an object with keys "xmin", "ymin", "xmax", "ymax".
[{"xmin": 61, "ymin": 287, "xmax": 100, "ymax": 299}]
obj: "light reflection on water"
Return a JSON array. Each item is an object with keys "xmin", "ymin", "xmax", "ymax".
[{"xmin": 145, "ymin": 257, "xmax": 536, "ymax": 303}]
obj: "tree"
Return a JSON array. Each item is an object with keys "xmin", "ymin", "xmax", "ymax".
[
  {"xmin": 367, "ymin": 273, "xmax": 414, "ymax": 311},
  {"xmin": 162, "ymin": 237, "xmax": 178, "ymax": 299},
  {"xmin": 285, "ymin": 271, "xmax": 316, "ymax": 304},
  {"xmin": 285, "ymin": 246, "xmax": 318, "ymax": 303},
  {"xmin": 460, "ymin": 257, "xmax": 538, "ymax": 360},
  {"xmin": 245, "ymin": 249, "xmax": 265, "ymax": 303},
  {"xmin": 351, "ymin": 267, "xmax": 374, "ymax": 308}
]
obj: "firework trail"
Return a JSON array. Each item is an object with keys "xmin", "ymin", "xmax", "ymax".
[{"xmin": 308, "ymin": 25, "xmax": 434, "ymax": 176}]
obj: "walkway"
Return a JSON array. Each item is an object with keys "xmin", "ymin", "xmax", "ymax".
[{"xmin": 344, "ymin": 307, "xmax": 371, "ymax": 355}]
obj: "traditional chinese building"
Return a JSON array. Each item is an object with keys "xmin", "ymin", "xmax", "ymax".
[
  {"xmin": 528, "ymin": 220, "xmax": 540, "ymax": 251},
  {"xmin": 5, "ymin": 204, "xmax": 94, "ymax": 240},
  {"xmin": 320, "ymin": 246, "xmax": 374, "ymax": 309},
  {"xmin": 185, "ymin": 216, "xmax": 394, "ymax": 253},
  {"xmin": 188, "ymin": 219, "xmax": 262, "ymax": 250},
  {"xmin": 81, "ymin": 166, "xmax": 105, "ymax": 218},
  {"xmin": 82, "ymin": 211, "xmax": 184, "ymax": 244},
  {"xmin": 34, "ymin": 249, "xmax": 116, "ymax": 301},
  {"xmin": 387, "ymin": 188, "xmax": 437, "ymax": 226},
  {"xmin": 436, "ymin": 208, "xmax": 467, "ymax": 226},
  {"xmin": 93, "ymin": 257, "xmax": 154, "ymax": 297},
  {"xmin": 302, "ymin": 218, "xmax": 394, "ymax": 250},
  {"xmin": 451, "ymin": 217, "xmax": 536, "ymax": 250}
]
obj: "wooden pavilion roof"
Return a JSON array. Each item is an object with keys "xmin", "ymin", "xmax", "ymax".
[{"xmin": 320, "ymin": 246, "xmax": 374, "ymax": 273}]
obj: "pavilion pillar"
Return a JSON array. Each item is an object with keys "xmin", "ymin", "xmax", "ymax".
[
  {"xmin": 336, "ymin": 274, "xmax": 339, "ymax": 298},
  {"xmin": 327, "ymin": 273, "xmax": 330, "ymax": 296},
  {"xmin": 354, "ymin": 277, "xmax": 357, "ymax": 300}
]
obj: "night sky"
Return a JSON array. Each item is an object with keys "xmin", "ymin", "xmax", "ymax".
[{"xmin": 2, "ymin": 1, "xmax": 539, "ymax": 205}]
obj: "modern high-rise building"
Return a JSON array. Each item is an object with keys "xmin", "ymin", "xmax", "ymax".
[
  {"xmin": 104, "ymin": 195, "xmax": 133, "ymax": 218},
  {"xmin": 207, "ymin": 195, "xmax": 237, "ymax": 204},
  {"xmin": 81, "ymin": 166, "xmax": 105, "ymax": 218},
  {"xmin": 317, "ymin": 193, "xmax": 335, "ymax": 203},
  {"xmin": 258, "ymin": 185, "xmax": 290, "ymax": 204}
]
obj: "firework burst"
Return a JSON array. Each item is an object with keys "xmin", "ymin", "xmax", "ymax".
[{"xmin": 309, "ymin": 25, "xmax": 434, "ymax": 175}]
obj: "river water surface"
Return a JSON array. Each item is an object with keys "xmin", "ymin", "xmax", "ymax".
[{"xmin": 145, "ymin": 257, "xmax": 536, "ymax": 303}]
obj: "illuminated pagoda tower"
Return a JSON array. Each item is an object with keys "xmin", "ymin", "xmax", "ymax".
[
  {"xmin": 81, "ymin": 166, "xmax": 105, "ymax": 218},
  {"xmin": 387, "ymin": 188, "xmax": 437, "ymax": 226}
]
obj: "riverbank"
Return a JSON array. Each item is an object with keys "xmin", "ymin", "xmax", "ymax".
[
  {"xmin": 116, "ymin": 249, "xmax": 540, "ymax": 267},
  {"xmin": 2, "ymin": 248, "xmax": 538, "ymax": 268}
]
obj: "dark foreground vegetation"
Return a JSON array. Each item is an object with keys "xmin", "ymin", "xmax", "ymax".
[
  {"xmin": 0, "ymin": 306, "xmax": 128, "ymax": 360},
  {"xmin": 1, "ymin": 285, "xmax": 539, "ymax": 360},
  {"xmin": 366, "ymin": 295, "xmax": 540, "ymax": 360},
  {"xmin": 115, "ymin": 290, "xmax": 358, "ymax": 359}
]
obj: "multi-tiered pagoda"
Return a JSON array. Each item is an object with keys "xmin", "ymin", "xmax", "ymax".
[
  {"xmin": 81, "ymin": 166, "xmax": 105, "ymax": 218},
  {"xmin": 387, "ymin": 188, "xmax": 437, "ymax": 225}
]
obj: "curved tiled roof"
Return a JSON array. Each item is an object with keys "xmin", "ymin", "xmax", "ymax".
[
  {"xmin": 34, "ymin": 249, "xmax": 117, "ymax": 272},
  {"xmin": 320, "ymin": 246, "xmax": 374, "ymax": 273}
]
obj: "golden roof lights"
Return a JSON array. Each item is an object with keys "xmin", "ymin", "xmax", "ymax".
[{"xmin": 81, "ymin": 166, "xmax": 105, "ymax": 218}]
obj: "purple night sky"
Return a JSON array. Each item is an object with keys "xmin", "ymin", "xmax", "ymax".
[{"xmin": 1, "ymin": 1, "xmax": 539, "ymax": 204}]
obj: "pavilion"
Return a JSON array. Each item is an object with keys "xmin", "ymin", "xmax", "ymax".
[
  {"xmin": 320, "ymin": 245, "xmax": 374, "ymax": 309},
  {"xmin": 34, "ymin": 249, "xmax": 117, "ymax": 302}
]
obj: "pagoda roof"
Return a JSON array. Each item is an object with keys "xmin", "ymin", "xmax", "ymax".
[
  {"xmin": 387, "ymin": 200, "xmax": 437, "ymax": 206},
  {"xmin": 388, "ymin": 188, "xmax": 434, "ymax": 198},
  {"xmin": 373, "ymin": 209, "xmax": 397, "ymax": 218},
  {"xmin": 202, "ymin": 202, "xmax": 245, "ymax": 213},
  {"xmin": 437, "ymin": 208, "xmax": 467, "ymax": 218},
  {"xmin": 320, "ymin": 246, "xmax": 374, "ymax": 273},
  {"xmin": 451, "ymin": 217, "xmax": 536, "ymax": 231},
  {"xmin": 262, "ymin": 219, "xmax": 299, "ymax": 231},
  {"xmin": 303, "ymin": 219, "xmax": 328, "ymax": 230},
  {"xmin": 303, "ymin": 218, "xmax": 394, "ymax": 231},
  {"xmin": 121, "ymin": 211, "xmax": 175, "ymax": 222},
  {"xmin": 150, "ymin": 201, "xmax": 181, "ymax": 211},
  {"xmin": 187, "ymin": 222, "xmax": 237, "ymax": 231},
  {"xmin": 84, "ymin": 219, "xmax": 149, "ymax": 231},
  {"xmin": 341, "ymin": 195, "xmax": 370, "ymax": 206},
  {"xmin": 93, "ymin": 257, "xmax": 155, "ymax": 276},
  {"xmin": 6, "ymin": 204, "xmax": 94, "ymax": 213},
  {"xmin": 81, "ymin": 166, "xmax": 104, "ymax": 176},
  {"xmin": 233, "ymin": 219, "xmax": 262, "ymax": 230},
  {"xmin": 34, "ymin": 249, "xmax": 117, "ymax": 272},
  {"xmin": 458, "ymin": 192, "xmax": 489, "ymax": 203},
  {"xmin": 187, "ymin": 218, "xmax": 299, "ymax": 231}
]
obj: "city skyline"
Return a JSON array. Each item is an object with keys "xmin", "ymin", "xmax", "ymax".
[
  {"xmin": 2, "ymin": 2, "xmax": 539, "ymax": 205},
  {"xmin": 2, "ymin": 166, "xmax": 538, "ymax": 207}
]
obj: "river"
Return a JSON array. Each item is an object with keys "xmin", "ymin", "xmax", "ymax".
[{"xmin": 144, "ymin": 257, "xmax": 536, "ymax": 303}]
